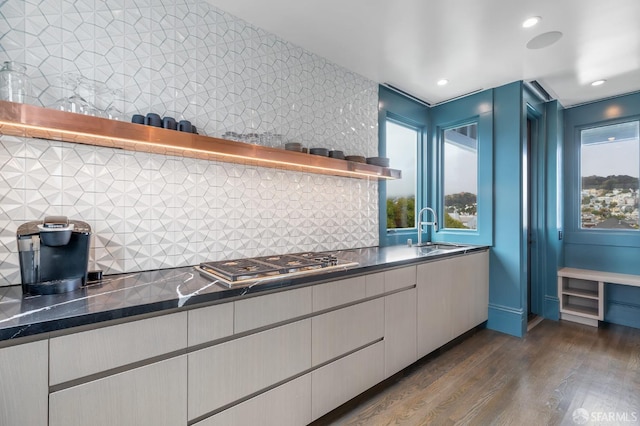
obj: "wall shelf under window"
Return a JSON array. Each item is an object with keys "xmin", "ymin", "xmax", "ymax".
[{"xmin": 0, "ymin": 101, "xmax": 401, "ymax": 180}]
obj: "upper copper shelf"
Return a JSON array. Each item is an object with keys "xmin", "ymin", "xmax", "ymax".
[{"xmin": 0, "ymin": 101, "xmax": 401, "ymax": 180}]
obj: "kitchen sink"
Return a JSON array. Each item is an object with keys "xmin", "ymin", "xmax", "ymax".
[
  {"xmin": 414, "ymin": 242, "xmax": 469, "ymax": 256},
  {"xmin": 415, "ymin": 242, "xmax": 462, "ymax": 249}
]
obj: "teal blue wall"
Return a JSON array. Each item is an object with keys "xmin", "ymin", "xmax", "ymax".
[
  {"xmin": 379, "ymin": 82, "xmax": 569, "ymax": 337},
  {"xmin": 542, "ymin": 100, "xmax": 563, "ymax": 320},
  {"xmin": 382, "ymin": 82, "xmax": 639, "ymax": 334},
  {"xmin": 427, "ymin": 81, "xmax": 561, "ymax": 337},
  {"xmin": 487, "ymin": 82, "xmax": 528, "ymax": 337},
  {"xmin": 563, "ymin": 91, "xmax": 640, "ymax": 328}
]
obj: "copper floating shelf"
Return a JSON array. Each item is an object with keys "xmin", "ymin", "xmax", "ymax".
[{"xmin": 0, "ymin": 101, "xmax": 401, "ymax": 180}]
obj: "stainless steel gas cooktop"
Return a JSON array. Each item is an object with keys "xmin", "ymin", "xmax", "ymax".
[{"xmin": 196, "ymin": 252, "xmax": 358, "ymax": 287}]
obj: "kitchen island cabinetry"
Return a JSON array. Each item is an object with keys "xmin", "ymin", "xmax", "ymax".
[
  {"xmin": 417, "ymin": 251, "xmax": 489, "ymax": 358},
  {"xmin": 0, "ymin": 340, "xmax": 48, "ymax": 426}
]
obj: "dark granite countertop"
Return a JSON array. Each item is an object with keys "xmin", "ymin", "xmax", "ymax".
[{"xmin": 0, "ymin": 244, "xmax": 488, "ymax": 342}]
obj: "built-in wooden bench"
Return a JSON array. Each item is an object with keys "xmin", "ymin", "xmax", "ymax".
[{"xmin": 558, "ymin": 267, "xmax": 640, "ymax": 327}]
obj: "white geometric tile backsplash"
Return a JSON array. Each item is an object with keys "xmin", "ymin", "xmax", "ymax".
[{"xmin": 0, "ymin": 0, "xmax": 380, "ymax": 285}]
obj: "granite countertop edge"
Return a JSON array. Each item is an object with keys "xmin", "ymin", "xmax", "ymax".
[{"xmin": 0, "ymin": 245, "xmax": 489, "ymax": 342}]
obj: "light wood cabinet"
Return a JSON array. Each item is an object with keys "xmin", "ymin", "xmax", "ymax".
[
  {"xmin": 235, "ymin": 286, "xmax": 312, "ymax": 332},
  {"xmin": 311, "ymin": 341, "xmax": 384, "ymax": 421},
  {"xmin": 417, "ymin": 259, "xmax": 451, "ymax": 358},
  {"xmin": 557, "ymin": 267, "xmax": 640, "ymax": 327},
  {"xmin": 417, "ymin": 251, "xmax": 489, "ymax": 358},
  {"xmin": 0, "ymin": 340, "xmax": 48, "ymax": 426},
  {"xmin": 450, "ymin": 256, "xmax": 474, "ymax": 338},
  {"xmin": 188, "ymin": 302, "xmax": 234, "ymax": 346},
  {"xmin": 312, "ymin": 298, "xmax": 384, "ymax": 366},
  {"xmin": 188, "ymin": 319, "xmax": 311, "ymax": 421},
  {"xmin": 312, "ymin": 275, "xmax": 366, "ymax": 312},
  {"xmin": 384, "ymin": 287, "xmax": 417, "ymax": 378},
  {"xmin": 49, "ymin": 356, "xmax": 187, "ymax": 426},
  {"xmin": 471, "ymin": 250, "xmax": 490, "ymax": 325},
  {"xmin": 50, "ymin": 312, "xmax": 187, "ymax": 385},
  {"xmin": 384, "ymin": 265, "xmax": 417, "ymax": 292},
  {"xmin": 194, "ymin": 375, "xmax": 311, "ymax": 426},
  {"xmin": 365, "ymin": 272, "xmax": 385, "ymax": 297},
  {"xmin": 0, "ymin": 250, "xmax": 489, "ymax": 426},
  {"xmin": 452, "ymin": 251, "xmax": 489, "ymax": 335}
]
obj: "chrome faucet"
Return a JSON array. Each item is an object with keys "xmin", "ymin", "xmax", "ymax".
[{"xmin": 417, "ymin": 207, "xmax": 438, "ymax": 245}]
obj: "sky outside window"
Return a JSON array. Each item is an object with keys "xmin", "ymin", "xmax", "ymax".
[{"xmin": 386, "ymin": 121, "xmax": 417, "ymax": 229}]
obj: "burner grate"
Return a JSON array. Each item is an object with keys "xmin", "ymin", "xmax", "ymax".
[
  {"xmin": 201, "ymin": 258, "xmax": 282, "ymax": 281},
  {"xmin": 199, "ymin": 251, "xmax": 353, "ymax": 285},
  {"xmin": 252, "ymin": 254, "xmax": 327, "ymax": 271}
]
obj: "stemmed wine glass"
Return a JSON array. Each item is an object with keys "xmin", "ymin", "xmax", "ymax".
[{"xmin": 49, "ymin": 74, "xmax": 92, "ymax": 115}]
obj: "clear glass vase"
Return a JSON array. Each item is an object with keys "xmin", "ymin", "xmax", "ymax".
[{"xmin": 0, "ymin": 61, "xmax": 30, "ymax": 104}]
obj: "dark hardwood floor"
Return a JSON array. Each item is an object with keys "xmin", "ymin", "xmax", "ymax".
[{"xmin": 312, "ymin": 320, "xmax": 640, "ymax": 426}]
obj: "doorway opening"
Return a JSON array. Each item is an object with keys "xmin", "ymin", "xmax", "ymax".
[{"xmin": 526, "ymin": 109, "xmax": 544, "ymax": 326}]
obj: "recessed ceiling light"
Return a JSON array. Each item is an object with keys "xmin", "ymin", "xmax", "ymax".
[
  {"xmin": 437, "ymin": 79, "xmax": 448, "ymax": 86},
  {"xmin": 591, "ymin": 80, "xmax": 606, "ymax": 86},
  {"xmin": 608, "ymin": 137, "xmax": 616, "ymax": 141},
  {"xmin": 522, "ymin": 16, "xmax": 541, "ymax": 28}
]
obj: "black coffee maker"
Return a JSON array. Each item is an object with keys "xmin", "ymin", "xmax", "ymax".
[{"xmin": 17, "ymin": 216, "xmax": 91, "ymax": 295}]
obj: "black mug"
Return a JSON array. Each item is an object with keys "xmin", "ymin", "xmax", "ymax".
[
  {"xmin": 178, "ymin": 120, "xmax": 192, "ymax": 133},
  {"xmin": 145, "ymin": 113, "xmax": 162, "ymax": 127},
  {"xmin": 162, "ymin": 116, "xmax": 177, "ymax": 130},
  {"xmin": 192, "ymin": 126, "xmax": 198, "ymax": 134},
  {"xmin": 131, "ymin": 114, "xmax": 145, "ymax": 124}
]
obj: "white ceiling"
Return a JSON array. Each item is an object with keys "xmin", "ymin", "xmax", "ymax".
[{"xmin": 205, "ymin": 0, "xmax": 640, "ymax": 107}]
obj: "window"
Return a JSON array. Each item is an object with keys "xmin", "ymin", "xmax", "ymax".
[
  {"xmin": 386, "ymin": 121, "xmax": 418, "ymax": 229},
  {"xmin": 580, "ymin": 121, "xmax": 639, "ymax": 230},
  {"xmin": 378, "ymin": 85, "xmax": 428, "ymax": 246},
  {"xmin": 442, "ymin": 123, "xmax": 478, "ymax": 230}
]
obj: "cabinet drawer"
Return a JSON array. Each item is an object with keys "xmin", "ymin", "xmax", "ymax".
[
  {"xmin": 49, "ymin": 356, "xmax": 187, "ymax": 426},
  {"xmin": 194, "ymin": 375, "xmax": 311, "ymax": 426},
  {"xmin": 50, "ymin": 312, "xmax": 187, "ymax": 385},
  {"xmin": 235, "ymin": 287, "xmax": 312, "ymax": 333},
  {"xmin": 384, "ymin": 266, "xmax": 416, "ymax": 292},
  {"xmin": 365, "ymin": 272, "xmax": 385, "ymax": 297},
  {"xmin": 312, "ymin": 275, "xmax": 366, "ymax": 311},
  {"xmin": 311, "ymin": 341, "xmax": 384, "ymax": 421},
  {"xmin": 312, "ymin": 298, "xmax": 384, "ymax": 366},
  {"xmin": 188, "ymin": 302, "xmax": 234, "ymax": 346},
  {"xmin": 0, "ymin": 340, "xmax": 48, "ymax": 426},
  {"xmin": 188, "ymin": 319, "xmax": 311, "ymax": 420}
]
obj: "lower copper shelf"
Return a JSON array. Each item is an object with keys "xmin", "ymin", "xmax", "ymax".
[{"xmin": 0, "ymin": 100, "xmax": 401, "ymax": 180}]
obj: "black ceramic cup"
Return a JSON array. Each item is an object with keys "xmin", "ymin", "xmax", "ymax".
[
  {"xmin": 162, "ymin": 116, "xmax": 177, "ymax": 130},
  {"xmin": 131, "ymin": 114, "xmax": 145, "ymax": 124},
  {"xmin": 192, "ymin": 125, "xmax": 198, "ymax": 134},
  {"xmin": 178, "ymin": 120, "xmax": 192, "ymax": 133},
  {"xmin": 145, "ymin": 113, "xmax": 162, "ymax": 127}
]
